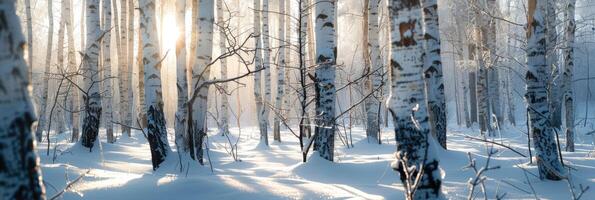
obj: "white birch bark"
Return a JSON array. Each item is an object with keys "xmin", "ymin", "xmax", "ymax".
[
  {"xmin": 421, "ymin": 0, "xmax": 446, "ymax": 148},
  {"xmin": 102, "ymin": 0, "xmax": 115, "ymax": 143},
  {"xmin": 273, "ymin": 0, "xmax": 286, "ymax": 142},
  {"xmin": 472, "ymin": 0, "xmax": 490, "ymax": 136},
  {"xmin": 55, "ymin": 0, "xmax": 67, "ymax": 134},
  {"xmin": 175, "ymin": 0, "xmax": 189, "ymax": 151},
  {"xmin": 388, "ymin": 0, "xmax": 443, "ymax": 198},
  {"xmin": 65, "ymin": 0, "xmax": 80, "ymax": 142},
  {"xmin": 117, "ymin": 0, "xmax": 132, "ymax": 137},
  {"xmin": 364, "ymin": 0, "xmax": 382, "ymax": 144},
  {"xmin": 126, "ymin": 0, "xmax": 134, "ymax": 135},
  {"xmin": 35, "ymin": 0, "xmax": 55, "ymax": 142},
  {"xmin": 189, "ymin": 0, "xmax": 215, "ymax": 164},
  {"xmin": 217, "ymin": 0, "xmax": 230, "ymax": 136},
  {"xmin": 313, "ymin": 0, "xmax": 337, "ymax": 161},
  {"xmin": 140, "ymin": 0, "xmax": 170, "ymax": 170},
  {"xmin": 254, "ymin": 0, "xmax": 268, "ymax": 146},
  {"xmin": 526, "ymin": 0, "xmax": 565, "ymax": 180},
  {"xmin": 81, "ymin": 0, "xmax": 103, "ymax": 150},
  {"xmin": 263, "ymin": 0, "xmax": 272, "ymax": 137},
  {"xmin": 546, "ymin": 0, "xmax": 562, "ymax": 128},
  {"xmin": 563, "ymin": 0, "xmax": 576, "ymax": 152},
  {"xmin": 0, "ymin": 1, "xmax": 46, "ymax": 198}
]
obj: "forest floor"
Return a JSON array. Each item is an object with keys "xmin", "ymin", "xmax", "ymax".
[{"xmin": 38, "ymin": 124, "xmax": 595, "ymax": 199}]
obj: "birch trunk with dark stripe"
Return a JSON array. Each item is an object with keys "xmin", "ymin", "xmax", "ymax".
[
  {"xmin": 0, "ymin": 1, "xmax": 46, "ymax": 198},
  {"xmin": 388, "ymin": 0, "xmax": 443, "ymax": 198}
]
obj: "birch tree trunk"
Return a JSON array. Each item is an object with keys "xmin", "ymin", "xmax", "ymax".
[
  {"xmin": 127, "ymin": 0, "xmax": 134, "ymax": 136},
  {"xmin": 137, "ymin": 0, "xmax": 147, "ymax": 130},
  {"xmin": 273, "ymin": 0, "xmax": 286, "ymax": 142},
  {"xmin": 35, "ymin": 0, "xmax": 55, "ymax": 142},
  {"xmin": 55, "ymin": 0, "xmax": 67, "ymax": 134},
  {"xmin": 0, "ymin": 1, "xmax": 46, "ymax": 198},
  {"xmin": 217, "ymin": 0, "xmax": 230, "ymax": 136},
  {"xmin": 117, "ymin": 0, "xmax": 132, "ymax": 137},
  {"xmin": 66, "ymin": 0, "xmax": 80, "ymax": 142},
  {"xmin": 388, "ymin": 0, "xmax": 443, "ymax": 198},
  {"xmin": 140, "ymin": 0, "xmax": 170, "ymax": 170},
  {"xmin": 546, "ymin": 0, "xmax": 562, "ymax": 129},
  {"xmin": 175, "ymin": 0, "xmax": 189, "ymax": 151},
  {"xmin": 102, "ymin": 0, "xmax": 115, "ymax": 143},
  {"xmin": 526, "ymin": 0, "xmax": 565, "ymax": 180},
  {"xmin": 188, "ymin": 0, "xmax": 215, "ymax": 164},
  {"xmin": 421, "ymin": 0, "xmax": 446, "ymax": 149},
  {"xmin": 81, "ymin": 0, "xmax": 103, "ymax": 150},
  {"xmin": 563, "ymin": 0, "xmax": 576, "ymax": 152},
  {"xmin": 364, "ymin": 0, "xmax": 382, "ymax": 144},
  {"xmin": 472, "ymin": 0, "xmax": 490, "ymax": 136},
  {"xmin": 313, "ymin": 0, "xmax": 337, "ymax": 162},
  {"xmin": 260, "ymin": 0, "xmax": 272, "ymax": 144},
  {"xmin": 254, "ymin": 0, "xmax": 268, "ymax": 146}
]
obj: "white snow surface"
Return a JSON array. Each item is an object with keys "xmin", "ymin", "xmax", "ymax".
[{"xmin": 38, "ymin": 125, "xmax": 595, "ymax": 199}]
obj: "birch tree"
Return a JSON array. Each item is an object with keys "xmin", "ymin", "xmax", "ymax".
[
  {"xmin": 563, "ymin": 0, "xmax": 576, "ymax": 152},
  {"xmin": 35, "ymin": 0, "xmax": 55, "ymax": 142},
  {"xmin": 118, "ymin": 0, "xmax": 133, "ymax": 137},
  {"xmin": 65, "ymin": 0, "xmax": 80, "ymax": 142},
  {"xmin": 253, "ymin": 0, "xmax": 268, "ymax": 146},
  {"xmin": 102, "ymin": 0, "xmax": 115, "ymax": 143},
  {"xmin": 388, "ymin": 0, "xmax": 443, "ymax": 198},
  {"xmin": 422, "ymin": 0, "xmax": 446, "ymax": 149},
  {"xmin": 273, "ymin": 0, "xmax": 287, "ymax": 142},
  {"xmin": 140, "ymin": 0, "xmax": 170, "ymax": 170},
  {"xmin": 81, "ymin": 0, "xmax": 103, "ymax": 150},
  {"xmin": 313, "ymin": 0, "xmax": 337, "ymax": 161},
  {"xmin": 217, "ymin": 0, "xmax": 230, "ymax": 136},
  {"xmin": 188, "ymin": 0, "xmax": 215, "ymax": 164},
  {"xmin": 262, "ymin": 0, "xmax": 272, "ymax": 141},
  {"xmin": 0, "ymin": 1, "xmax": 46, "ymax": 198},
  {"xmin": 175, "ymin": 0, "xmax": 189, "ymax": 151},
  {"xmin": 126, "ymin": 0, "xmax": 135, "ymax": 136},
  {"xmin": 364, "ymin": 0, "xmax": 383, "ymax": 144},
  {"xmin": 525, "ymin": 0, "xmax": 565, "ymax": 180}
]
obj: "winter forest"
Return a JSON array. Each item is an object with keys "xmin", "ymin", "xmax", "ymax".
[{"xmin": 2, "ymin": 0, "xmax": 595, "ymax": 199}]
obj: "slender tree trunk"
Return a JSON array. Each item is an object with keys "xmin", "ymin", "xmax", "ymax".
[
  {"xmin": 0, "ymin": 2, "xmax": 46, "ymax": 198},
  {"xmin": 188, "ymin": 0, "xmax": 215, "ymax": 164},
  {"xmin": 175, "ymin": 0, "xmax": 189, "ymax": 152},
  {"xmin": 102, "ymin": 0, "xmax": 115, "ymax": 143},
  {"xmin": 66, "ymin": 0, "xmax": 80, "ymax": 142},
  {"xmin": 35, "ymin": 0, "xmax": 55, "ymax": 142},
  {"xmin": 364, "ymin": 0, "xmax": 382, "ymax": 144},
  {"xmin": 55, "ymin": 0, "xmax": 68, "ymax": 135},
  {"xmin": 563, "ymin": 0, "xmax": 576, "ymax": 152},
  {"xmin": 81, "ymin": 0, "xmax": 103, "ymax": 150},
  {"xmin": 421, "ymin": 0, "xmax": 446, "ymax": 148},
  {"xmin": 273, "ymin": 0, "xmax": 287, "ymax": 142},
  {"xmin": 261, "ymin": 0, "xmax": 272, "ymax": 144},
  {"xmin": 217, "ymin": 0, "xmax": 230, "ymax": 136},
  {"xmin": 137, "ymin": 2, "xmax": 147, "ymax": 129},
  {"xmin": 526, "ymin": 0, "xmax": 565, "ymax": 180},
  {"xmin": 127, "ymin": 0, "xmax": 135, "ymax": 136},
  {"xmin": 313, "ymin": 0, "xmax": 337, "ymax": 162},
  {"xmin": 473, "ymin": 0, "xmax": 490, "ymax": 136},
  {"xmin": 546, "ymin": 0, "xmax": 562, "ymax": 129},
  {"xmin": 117, "ymin": 0, "xmax": 132, "ymax": 137},
  {"xmin": 388, "ymin": 0, "xmax": 443, "ymax": 198},
  {"xmin": 254, "ymin": 0, "xmax": 268, "ymax": 146},
  {"xmin": 140, "ymin": 0, "xmax": 170, "ymax": 170}
]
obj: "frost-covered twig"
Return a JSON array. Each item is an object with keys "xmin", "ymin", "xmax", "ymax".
[
  {"xmin": 465, "ymin": 135, "xmax": 527, "ymax": 157},
  {"xmin": 465, "ymin": 146, "xmax": 500, "ymax": 200},
  {"xmin": 49, "ymin": 169, "xmax": 91, "ymax": 200}
]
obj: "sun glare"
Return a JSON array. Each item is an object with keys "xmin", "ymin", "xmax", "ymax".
[{"xmin": 161, "ymin": 13, "xmax": 178, "ymax": 50}]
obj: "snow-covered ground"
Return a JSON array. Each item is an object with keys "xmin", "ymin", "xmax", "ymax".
[{"xmin": 38, "ymin": 125, "xmax": 595, "ymax": 199}]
